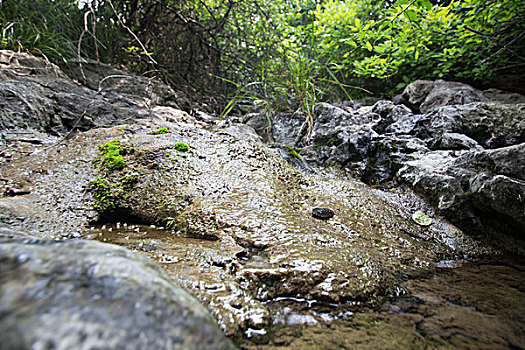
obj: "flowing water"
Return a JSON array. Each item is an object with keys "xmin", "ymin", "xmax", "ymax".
[{"xmin": 83, "ymin": 224, "xmax": 525, "ymax": 349}]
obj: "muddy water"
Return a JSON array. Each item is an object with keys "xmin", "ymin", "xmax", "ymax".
[
  {"xmin": 83, "ymin": 224, "xmax": 524, "ymax": 349},
  {"xmin": 241, "ymin": 258, "xmax": 525, "ymax": 350}
]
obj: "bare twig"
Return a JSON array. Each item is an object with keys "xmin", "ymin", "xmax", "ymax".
[
  {"xmin": 478, "ymin": 29, "xmax": 525, "ymax": 66},
  {"xmin": 107, "ymin": 0, "xmax": 158, "ymax": 66},
  {"xmin": 466, "ymin": 26, "xmax": 525, "ymax": 62}
]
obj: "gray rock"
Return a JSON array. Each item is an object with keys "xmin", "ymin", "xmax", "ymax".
[
  {"xmin": 434, "ymin": 132, "xmax": 484, "ymax": 151},
  {"xmin": 0, "ymin": 239, "xmax": 235, "ymax": 350},
  {"xmin": 414, "ymin": 103, "xmax": 525, "ymax": 149},
  {"xmin": 62, "ymin": 57, "xmax": 182, "ymax": 109},
  {"xmin": 371, "ymin": 100, "xmax": 413, "ymax": 134},
  {"xmin": 397, "ymin": 80, "xmax": 435, "ymax": 112},
  {"xmin": 483, "ymin": 88, "xmax": 525, "ymax": 104},
  {"xmin": 218, "ymin": 123, "xmax": 263, "ymax": 143},
  {"xmin": 0, "ymin": 117, "xmax": 486, "ymax": 336},
  {"xmin": 384, "ymin": 113, "xmax": 425, "ymax": 135},
  {"xmin": 399, "ymin": 80, "xmax": 488, "ymax": 113},
  {"xmin": 0, "ymin": 50, "xmax": 190, "ymax": 136},
  {"xmin": 244, "ymin": 112, "xmax": 269, "ymax": 139},
  {"xmin": 398, "ymin": 144, "xmax": 525, "ymax": 237},
  {"xmin": 271, "ymin": 111, "xmax": 306, "ymax": 147}
]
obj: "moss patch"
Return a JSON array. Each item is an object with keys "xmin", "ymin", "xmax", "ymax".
[
  {"xmin": 151, "ymin": 127, "xmax": 170, "ymax": 135},
  {"xmin": 90, "ymin": 178, "xmax": 120, "ymax": 212},
  {"xmin": 175, "ymin": 142, "xmax": 189, "ymax": 152},
  {"xmin": 90, "ymin": 174, "xmax": 139, "ymax": 212},
  {"xmin": 90, "ymin": 140, "xmax": 138, "ymax": 213},
  {"xmin": 94, "ymin": 140, "xmax": 133, "ymax": 173}
]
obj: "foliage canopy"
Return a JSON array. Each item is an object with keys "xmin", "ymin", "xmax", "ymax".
[{"xmin": 1, "ymin": 0, "xmax": 524, "ymax": 107}]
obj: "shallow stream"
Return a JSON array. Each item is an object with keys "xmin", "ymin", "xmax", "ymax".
[{"xmin": 83, "ymin": 224, "xmax": 524, "ymax": 349}]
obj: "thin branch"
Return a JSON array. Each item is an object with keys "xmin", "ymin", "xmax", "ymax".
[
  {"xmin": 465, "ymin": 26, "xmax": 525, "ymax": 62},
  {"xmin": 107, "ymin": 0, "xmax": 158, "ymax": 66}
]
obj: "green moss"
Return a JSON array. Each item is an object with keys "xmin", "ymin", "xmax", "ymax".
[
  {"xmin": 119, "ymin": 174, "xmax": 139, "ymax": 191},
  {"xmin": 151, "ymin": 127, "xmax": 169, "ymax": 134},
  {"xmin": 90, "ymin": 174, "xmax": 139, "ymax": 213},
  {"xmin": 90, "ymin": 141, "xmax": 139, "ymax": 212},
  {"xmin": 170, "ymin": 158, "xmax": 178, "ymax": 163},
  {"xmin": 174, "ymin": 142, "xmax": 189, "ymax": 152},
  {"xmin": 90, "ymin": 178, "xmax": 120, "ymax": 212},
  {"xmin": 165, "ymin": 217, "xmax": 176, "ymax": 230},
  {"xmin": 286, "ymin": 145, "xmax": 303, "ymax": 161},
  {"xmin": 95, "ymin": 140, "xmax": 128, "ymax": 173}
]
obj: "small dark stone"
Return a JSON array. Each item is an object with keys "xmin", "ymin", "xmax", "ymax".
[
  {"xmin": 5, "ymin": 187, "xmax": 31, "ymax": 196},
  {"xmin": 312, "ymin": 207, "xmax": 334, "ymax": 220}
]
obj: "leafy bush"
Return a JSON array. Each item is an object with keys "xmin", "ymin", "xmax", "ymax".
[
  {"xmin": 294, "ymin": 0, "xmax": 525, "ymax": 96},
  {"xmin": 2, "ymin": 0, "xmax": 523, "ymax": 106}
]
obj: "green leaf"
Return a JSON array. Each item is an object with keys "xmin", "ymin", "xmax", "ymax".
[
  {"xmin": 412, "ymin": 211, "xmax": 432, "ymax": 226},
  {"xmin": 404, "ymin": 10, "xmax": 417, "ymax": 21},
  {"xmin": 418, "ymin": 0, "xmax": 432, "ymax": 10},
  {"xmin": 366, "ymin": 41, "xmax": 373, "ymax": 51}
]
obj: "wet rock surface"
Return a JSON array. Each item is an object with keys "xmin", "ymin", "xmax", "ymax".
[
  {"xmin": 240, "ymin": 257, "xmax": 525, "ymax": 349},
  {"xmin": 1, "ymin": 117, "xmax": 489, "ymax": 339},
  {"xmin": 0, "ymin": 238, "xmax": 234, "ymax": 350},
  {"xmin": 266, "ymin": 79, "xmax": 525, "ymax": 243},
  {"xmin": 1, "ymin": 52, "xmax": 524, "ymax": 348}
]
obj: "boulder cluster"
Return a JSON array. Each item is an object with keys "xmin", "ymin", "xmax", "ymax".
[{"xmin": 256, "ymin": 80, "xmax": 525, "ymax": 239}]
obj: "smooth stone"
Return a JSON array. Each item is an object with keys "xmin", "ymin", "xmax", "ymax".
[{"xmin": 312, "ymin": 207, "xmax": 335, "ymax": 220}]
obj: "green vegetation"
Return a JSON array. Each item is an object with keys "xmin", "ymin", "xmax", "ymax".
[
  {"xmin": 95, "ymin": 140, "xmax": 129, "ymax": 173},
  {"xmin": 2, "ymin": 0, "xmax": 523, "ymax": 108},
  {"xmin": 90, "ymin": 178, "xmax": 119, "ymax": 212},
  {"xmin": 90, "ymin": 140, "xmax": 138, "ymax": 212},
  {"xmin": 90, "ymin": 174, "xmax": 139, "ymax": 212},
  {"xmin": 174, "ymin": 142, "xmax": 190, "ymax": 152},
  {"xmin": 151, "ymin": 127, "xmax": 169, "ymax": 135},
  {"xmin": 286, "ymin": 145, "xmax": 303, "ymax": 161}
]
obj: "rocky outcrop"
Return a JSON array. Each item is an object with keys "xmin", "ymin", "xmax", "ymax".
[
  {"xmin": 0, "ymin": 52, "xmax": 492, "ymax": 344},
  {"xmin": 0, "ymin": 50, "xmax": 187, "ymax": 139},
  {"xmin": 2, "ymin": 51, "xmax": 523, "ymax": 347},
  {"xmin": 264, "ymin": 80, "xmax": 525, "ymax": 240},
  {"xmin": 396, "ymin": 80, "xmax": 488, "ymax": 114},
  {"xmin": 0, "ymin": 237, "xmax": 234, "ymax": 350}
]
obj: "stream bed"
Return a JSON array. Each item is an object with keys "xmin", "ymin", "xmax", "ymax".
[{"xmin": 83, "ymin": 223, "xmax": 525, "ymax": 349}]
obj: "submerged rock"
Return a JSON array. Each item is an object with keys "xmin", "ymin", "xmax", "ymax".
[{"xmin": 0, "ymin": 238, "xmax": 234, "ymax": 350}]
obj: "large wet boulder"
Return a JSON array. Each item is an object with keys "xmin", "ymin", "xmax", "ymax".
[
  {"xmin": 0, "ymin": 118, "xmax": 486, "ymax": 338},
  {"xmin": 0, "ymin": 237, "xmax": 234, "ymax": 350}
]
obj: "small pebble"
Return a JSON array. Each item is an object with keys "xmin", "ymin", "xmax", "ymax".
[{"xmin": 312, "ymin": 207, "xmax": 335, "ymax": 220}]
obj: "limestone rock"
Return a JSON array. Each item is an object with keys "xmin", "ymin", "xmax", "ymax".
[
  {"xmin": 0, "ymin": 239, "xmax": 235, "ymax": 350},
  {"xmin": 414, "ymin": 103, "xmax": 525, "ymax": 149},
  {"xmin": 398, "ymin": 80, "xmax": 488, "ymax": 113}
]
